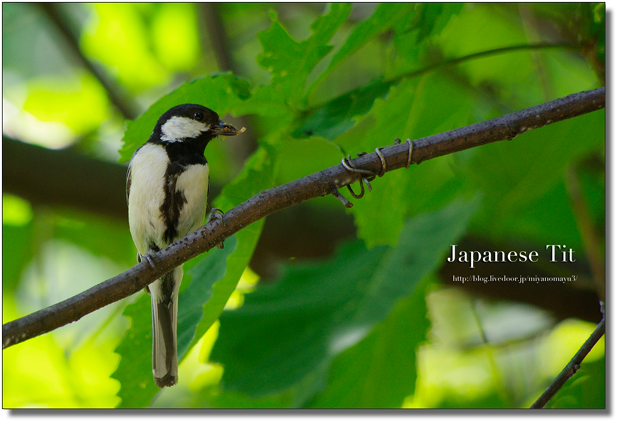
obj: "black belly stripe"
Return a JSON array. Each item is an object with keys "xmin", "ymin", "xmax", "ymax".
[
  {"xmin": 156, "ymin": 139, "xmax": 208, "ymax": 246},
  {"xmin": 161, "ymin": 162, "xmax": 188, "ymax": 244}
]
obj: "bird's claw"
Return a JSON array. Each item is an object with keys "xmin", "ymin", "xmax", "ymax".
[
  {"xmin": 207, "ymin": 207, "xmax": 224, "ymax": 225},
  {"xmin": 207, "ymin": 208, "xmax": 225, "ymax": 249},
  {"xmin": 138, "ymin": 252, "xmax": 160, "ymax": 294},
  {"xmin": 139, "ymin": 252, "xmax": 159, "ymax": 270}
]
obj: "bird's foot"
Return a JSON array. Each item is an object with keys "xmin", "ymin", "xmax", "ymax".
[{"xmin": 207, "ymin": 208, "xmax": 225, "ymax": 249}]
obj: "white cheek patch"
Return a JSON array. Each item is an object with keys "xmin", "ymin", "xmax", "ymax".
[{"xmin": 161, "ymin": 116, "xmax": 209, "ymax": 142}]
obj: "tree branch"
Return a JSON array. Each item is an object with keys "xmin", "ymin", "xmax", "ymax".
[
  {"xmin": 2, "ymin": 134, "xmax": 603, "ymax": 323},
  {"xmin": 2, "ymin": 87, "xmax": 605, "ymax": 349},
  {"xmin": 530, "ymin": 315, "xmax": 606, "ymax": 409}
]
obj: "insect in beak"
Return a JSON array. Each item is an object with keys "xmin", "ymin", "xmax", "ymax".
[{"xmin": 211, "ymin": 121, "xmax": 246, "ymax": 136}]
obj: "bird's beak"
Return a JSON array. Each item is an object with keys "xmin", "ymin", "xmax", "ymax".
[{"xmin": 211, "ymin": 121, "xmax": 246, "ymax": 136}]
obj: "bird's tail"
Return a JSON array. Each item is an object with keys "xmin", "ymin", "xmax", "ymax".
[{"xmin": 149, "ymin": 266, "xmax": 182, "ymax": 388}]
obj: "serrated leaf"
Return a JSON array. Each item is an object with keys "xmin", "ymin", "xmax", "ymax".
[
  {"xmin": 119, "ymin": 73, "xmax": 251, "ymax": 162},
  {"xmin": 390, "ymin": 3, "xmax": 464, "ymax": 78},
  {"xmin": 211, "ymin": 198, "xmax": 479, "ymax": 400},
  {"xmin": 257, "ymin": 4, "xmax": 351, "ymax": 104},
  {"xmin": 232, "ymin": 84, "xmax": 290, "ymax": 117},
  {"xmin": 414, "ymin": 3, "xmax": 464, "ymax": 40},
  {"xmin": 292, "ymin": 80, "xmax": 392, "ymax": 140},
  {"xmin": 307, "ymin": 3, "xmax": 415, "ymax": 96}
]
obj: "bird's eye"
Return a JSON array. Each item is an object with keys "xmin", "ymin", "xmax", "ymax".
[{"xmin": 193, "ymin": 112, "xmax": 204, "ymax": 121}]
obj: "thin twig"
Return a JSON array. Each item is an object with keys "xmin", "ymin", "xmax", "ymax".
[
  {"xmin": 2, "ymin": 87, "xmax": 605, "ymax": 349},
  {"xmin": 309, "ymin": 42, "xmax": 577, "ymax": 105},
  {"xmin": 530, "ymin": 316, "xmax": 606, "ymax": 409},
  {"xmin": 385, "ymin": 42, "xmax": 579, "ymax": 84}
]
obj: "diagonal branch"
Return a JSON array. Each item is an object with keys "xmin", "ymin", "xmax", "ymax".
[
  {"xmin": 2, "ymin": 87, "xmax": 605, "ymax": 349},
  {"xmin": 530, "ymin": 315, "xmax": 606, "ymax": 408}
]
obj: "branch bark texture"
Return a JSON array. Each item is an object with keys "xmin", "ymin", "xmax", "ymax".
[
  {"xmin": 2, "ymin": 87, "xmax": 605, "ymax": 349},
  {"xmin": 530, "ymin": 316, "xmax": 606, "ymax": 409}
]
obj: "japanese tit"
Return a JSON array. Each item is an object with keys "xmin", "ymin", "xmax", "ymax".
[{"xmin": 126, "ymin": 104, "xmax": 244, "ymax": 387}]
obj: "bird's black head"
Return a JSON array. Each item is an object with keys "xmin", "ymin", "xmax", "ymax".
[{"xmin": 151, "ymin": 104, "xmax": 244, "ymax": 144}]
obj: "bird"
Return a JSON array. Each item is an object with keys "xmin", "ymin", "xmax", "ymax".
[{"xmin": 126, "ymin": 104, "xmax": 244, "ymax": 387}]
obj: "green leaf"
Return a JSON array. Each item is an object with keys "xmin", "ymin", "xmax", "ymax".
[
  {"xmin": 455, "ymin": 109, "xmax": 605, "ymax": 243},
  {"xmin": 389, "ymin": 3, "xmax": 464, "ymax": 78},
  {"xmin": 119, "ymin": 73, "xmax": 251, "ymax": 162},
  {"xmin": 411, "ymin": 3, "xmax": 464, "ymax": 40},
  {"xmin": 292, "ymin": 80, "xmax": 392, "ymax": 140},
  {"xmin": 211, "ymin": 198, "xmax": 479, "ymax": 401},
  {"xmin": 185, "ymin": 224, "xmax": 263, "ymax": 356},
  {"xmin": 232, "ymin": 84, "xmax": 290, "ymax": 118},
  {"xmin": 309, "ymin": 3, "xmax": 415, "ymax": 95},
  {"xmin": 352, "ymin": 171, "xmax": 408, "ymax": 248},
  {"xmin": 111, "ymin": 294, "xmax": 155, "ymax": 407},
  {"xmin": 177, "ymin": 236, "xmax": 238, "ymax": 357},
  {"xmin": 307, "ymin": 277, "xmax": 431, "ymax": 408},
  {"xmin": 436, "ymin": 5, "xmax": 533, "ymax": 98},
  {"xmin": 257, "ymin": 4, "xmax": 351, "ymax": 105}
]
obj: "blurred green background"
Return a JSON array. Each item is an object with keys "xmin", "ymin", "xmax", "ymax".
[{"xmin": 3, "ymin": 3, "xmax": 605, "ymax": 408}]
